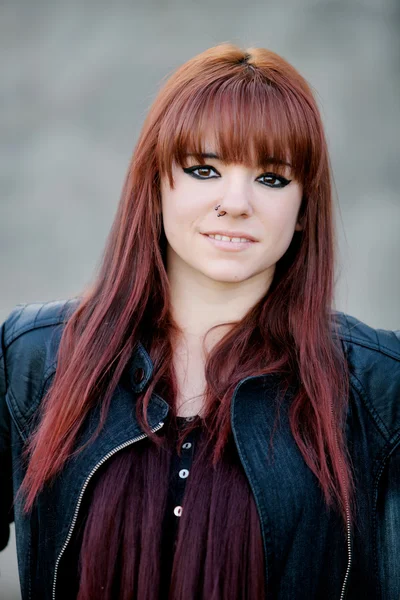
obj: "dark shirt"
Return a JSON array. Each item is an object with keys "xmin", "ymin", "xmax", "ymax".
[{"xmin": 159, "ymin": 414, "xmax": 203, "ymax": 598}]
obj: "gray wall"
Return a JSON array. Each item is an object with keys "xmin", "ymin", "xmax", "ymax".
[{"xmin": 1, "ymin": 0, "xmax": 399, "ymax": 597}]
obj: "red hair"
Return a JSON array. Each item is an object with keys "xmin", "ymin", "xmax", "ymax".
[
  {"xmin": 76, "ymin": 421, "xmax": 265, "ymax": 599},
  {"xmin": 21, "ymin": 42, "xmax": 354, "ymax": 561}
]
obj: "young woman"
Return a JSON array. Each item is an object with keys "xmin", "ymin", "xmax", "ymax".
[{"xmin": 0, "ymin": 43, "xmax": 399, "ymax": 600}]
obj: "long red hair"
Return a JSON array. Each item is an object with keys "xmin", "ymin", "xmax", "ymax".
[{"xmin": 21, "ymin": 42, "xmax": 355, "ymax": 536}]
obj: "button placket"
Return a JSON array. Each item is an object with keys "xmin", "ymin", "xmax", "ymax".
[{"xmin": 171, "ymin": 425, "xmax": 198, "ymax": 518}]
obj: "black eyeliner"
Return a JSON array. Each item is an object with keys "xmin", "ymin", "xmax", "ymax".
[
  {"xmin": 182, "ymin": 165, "xmax": 220, "ymax": 179},
  {"xmin": 183, "ymin": 165, "xmax": 291, "ymax": 188},
  {"xmin": 258, "ymin": 172, "xmax": 291, "ymax": 188}
]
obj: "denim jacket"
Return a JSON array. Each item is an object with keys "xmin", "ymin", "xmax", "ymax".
[{"xmin": 0, "ymin": 300, "xmax": 399, "ymax": 600}]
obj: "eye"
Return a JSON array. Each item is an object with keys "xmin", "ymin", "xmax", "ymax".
[
  {"xmin": 183, "ymin": 165, "xmax": 220, "ymax": 179},
  {"xmin": 257, "ymin": 172, "xmax": 291, "ymax": 188}
]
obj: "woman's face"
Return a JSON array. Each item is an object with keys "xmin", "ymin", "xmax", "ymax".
[{"xmin": 160, "ymin": 143, "xmax": 303, "ymax": 287}]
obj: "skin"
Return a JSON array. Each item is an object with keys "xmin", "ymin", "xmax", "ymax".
[
  {"xmin": 160, "ymin": 139, "xmax": 304, "ymax": 415},
  {"xmin": 160, "ymin": 143, "xmax": 303, "ymax": 341},
  {"xmin": 160, "ymin": 140, "xmax": 303, "ymax": 415}
]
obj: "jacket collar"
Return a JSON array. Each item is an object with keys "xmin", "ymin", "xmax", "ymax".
[{"xmin": 128, "ymin": 341, "xmax": 155, "ymax": 393}]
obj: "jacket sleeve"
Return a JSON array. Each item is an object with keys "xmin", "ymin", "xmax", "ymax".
[
  {"xmin": 376, "ymin": 439, "xmax": 400, "ymax": 598},
  {"xmin": 0, "ymin": 319, "xmax": 13, "ymax": 551},
  {"xmin": 376, "ymin": 328, "xmax": 400, "ymax": 598}
]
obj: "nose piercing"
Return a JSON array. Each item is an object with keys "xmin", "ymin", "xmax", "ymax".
[{"xmin": 214, "ymin": 204, "xmax": 226, "ymax": 217}]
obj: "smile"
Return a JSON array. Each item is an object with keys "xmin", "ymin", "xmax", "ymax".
[
  {"xmin": 207, "ymin": 234, "xmax": 250, "ymax": 243},
  {"xmin": 202, "ymin": 233, "xmax": 255, "ymax": 251}
]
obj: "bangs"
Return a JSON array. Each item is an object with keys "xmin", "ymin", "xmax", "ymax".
[{"xmin": 157, "ymin": 74, "xmax": 318, "ymax": 189}]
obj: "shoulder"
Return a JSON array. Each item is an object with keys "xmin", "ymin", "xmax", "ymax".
[
  {"xmin": 2, "ymin": 298, "xmax": 79, "ymax": 348},
  {"xmin": 1, "ymin": 299, "xmax": 80, "ymax": 438},
  {"xmin": 333, "ymin": 311, "xmax": 400, "ymax": 359},
  {"xmin": 2, "ymin": 298, "xmax": 79, "ymax": 374},
  {"xmin": 333, "ymin": 311, "xmax": 400, "ymax": 439}
]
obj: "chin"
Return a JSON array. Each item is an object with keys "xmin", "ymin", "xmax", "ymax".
[{"xmin": 201, "ymin": 267, "xmax": 252, "ymax": 284}]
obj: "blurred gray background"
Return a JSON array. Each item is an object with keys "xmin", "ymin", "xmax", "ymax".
[{"xmin": 1, "ymin": 0, "xmax": 399, "ymax": 597}]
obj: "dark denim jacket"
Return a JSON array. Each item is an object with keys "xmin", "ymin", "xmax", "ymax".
[{"xmin": 0, "ymin": 300, "xmax": 399, "ymax": 600}]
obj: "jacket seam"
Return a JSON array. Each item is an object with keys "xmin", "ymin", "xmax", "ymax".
[
  {"xmin": 4, "ymin": 299, "xmax": 77, "ymax": 350},
  {"xmin": 32, "ymin": 301, "xmax": 52, "ymax": 329},
  {"xmin": 338, "ymin": 312, "xmax": 400, "ymax": 361},
  {"xmin": 348, "ymin": 372, "xmax": 391, "ymax": 441},
  {"xmin": 339, "ymin": 333, "xmax": 400, "ymax": 362},
  {"xmin": 26, "ymin": 367, "xmax": 57, "ymax": 424},
  {"xmin": 5, "ymin": 318, "xmax": 67, "ymax": 350},
  {"xmin": 6, "ymin": 366, "xmax": 57, "ymax": 441},
  {"xmin": 371, "ymin": 433, "xmax": 400, "ymax": 599},
  {"xmin": 231, "ymin": 426, "xmax": 273, "ymax": 587},
  {"xmin": 9, "ymin": 305, "xmax": 27, "ymax": 341},
  {"xmin": 28, "ymin": 524, "xmax": 31, "ymax": 600},
  {"xmin": 5, "ymin": 389, "xmax": 28, "ymax": 442}
]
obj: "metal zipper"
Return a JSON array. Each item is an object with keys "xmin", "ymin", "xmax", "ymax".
[
  {"xmin": 331, "ymin": 399, "xmax": 352, "ymax": 600},
  {"xmin": 339, "ymin": 480, "xmax": 352, "ymax": 600},
  {"xmin": 52, "ymin": 421, "xmax": 165, "ymax": 600}
]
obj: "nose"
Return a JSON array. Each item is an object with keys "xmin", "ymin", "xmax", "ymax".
[{"xmin": 216, "ymin": 174, "xmax": 254, "ymax": 217}]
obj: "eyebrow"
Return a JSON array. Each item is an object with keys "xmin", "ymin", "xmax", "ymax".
[{"xmin": 185, "ymin": 152, "xmax": 292, "ymax": 167}]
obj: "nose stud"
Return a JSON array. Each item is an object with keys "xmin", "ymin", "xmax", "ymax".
[{"xmin": 214, "ymin": 204, "xmax": 226, "ymax": 217}]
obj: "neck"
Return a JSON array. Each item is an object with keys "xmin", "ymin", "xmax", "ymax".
[{"xmin": 167, "ymin": 250, "xmax": 274, "ymax": 344}]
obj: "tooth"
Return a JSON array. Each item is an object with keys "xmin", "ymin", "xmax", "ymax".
[{"xmin": 208, "ymin": 234, "xmax": 251, "ymax": 242}]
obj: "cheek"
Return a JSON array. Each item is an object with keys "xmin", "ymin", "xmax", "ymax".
[
  {"xmin": 275, "ymin": 207, "xmax": 299, "ymax": 235},
  {"xmin": 258, "ymin": 190, "xmax": 303, "ymax": 256},
  {"xmin": 161, "ymin": 191, "xmax": 196, "ymax": 251},
  {"xmin": 262, "ymin": 192, "xmax": 302, "ymax": 233},
  {"xmin": 162, "ymin": 191, "xmax": 190, "ymax": 230},
  {"xmin": 161, "ymin": 182, "xmax": 205, "ymax": 232}
]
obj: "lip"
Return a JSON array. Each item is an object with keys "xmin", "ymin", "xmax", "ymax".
[
  {"xmin": 201, "ymin": 232, "xmax": 256, "ymax": 252},
  {"xmin": 201, "ymin": 230, "xmax": 258, "ymax": 242}
]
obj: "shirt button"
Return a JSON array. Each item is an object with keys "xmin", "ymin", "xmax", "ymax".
[
  {"xmin": 179, "ymin": 469, "xmax": 189, "ymax": 479},
  {"xmin": 182, "ymin": 442, "xmax": 192, "ymax": 449},
  {"xmin": 185, "ymin": 416, "xmax": 196, "ymax": 422},
  {"xmin": 174, "ymin": 506, "xmax": 183, "ymax": 517}
]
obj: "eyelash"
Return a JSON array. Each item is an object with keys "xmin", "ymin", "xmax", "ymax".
[{"xmin": 182, "ymin": 165, "xmax": 291, "ymax": 188}]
